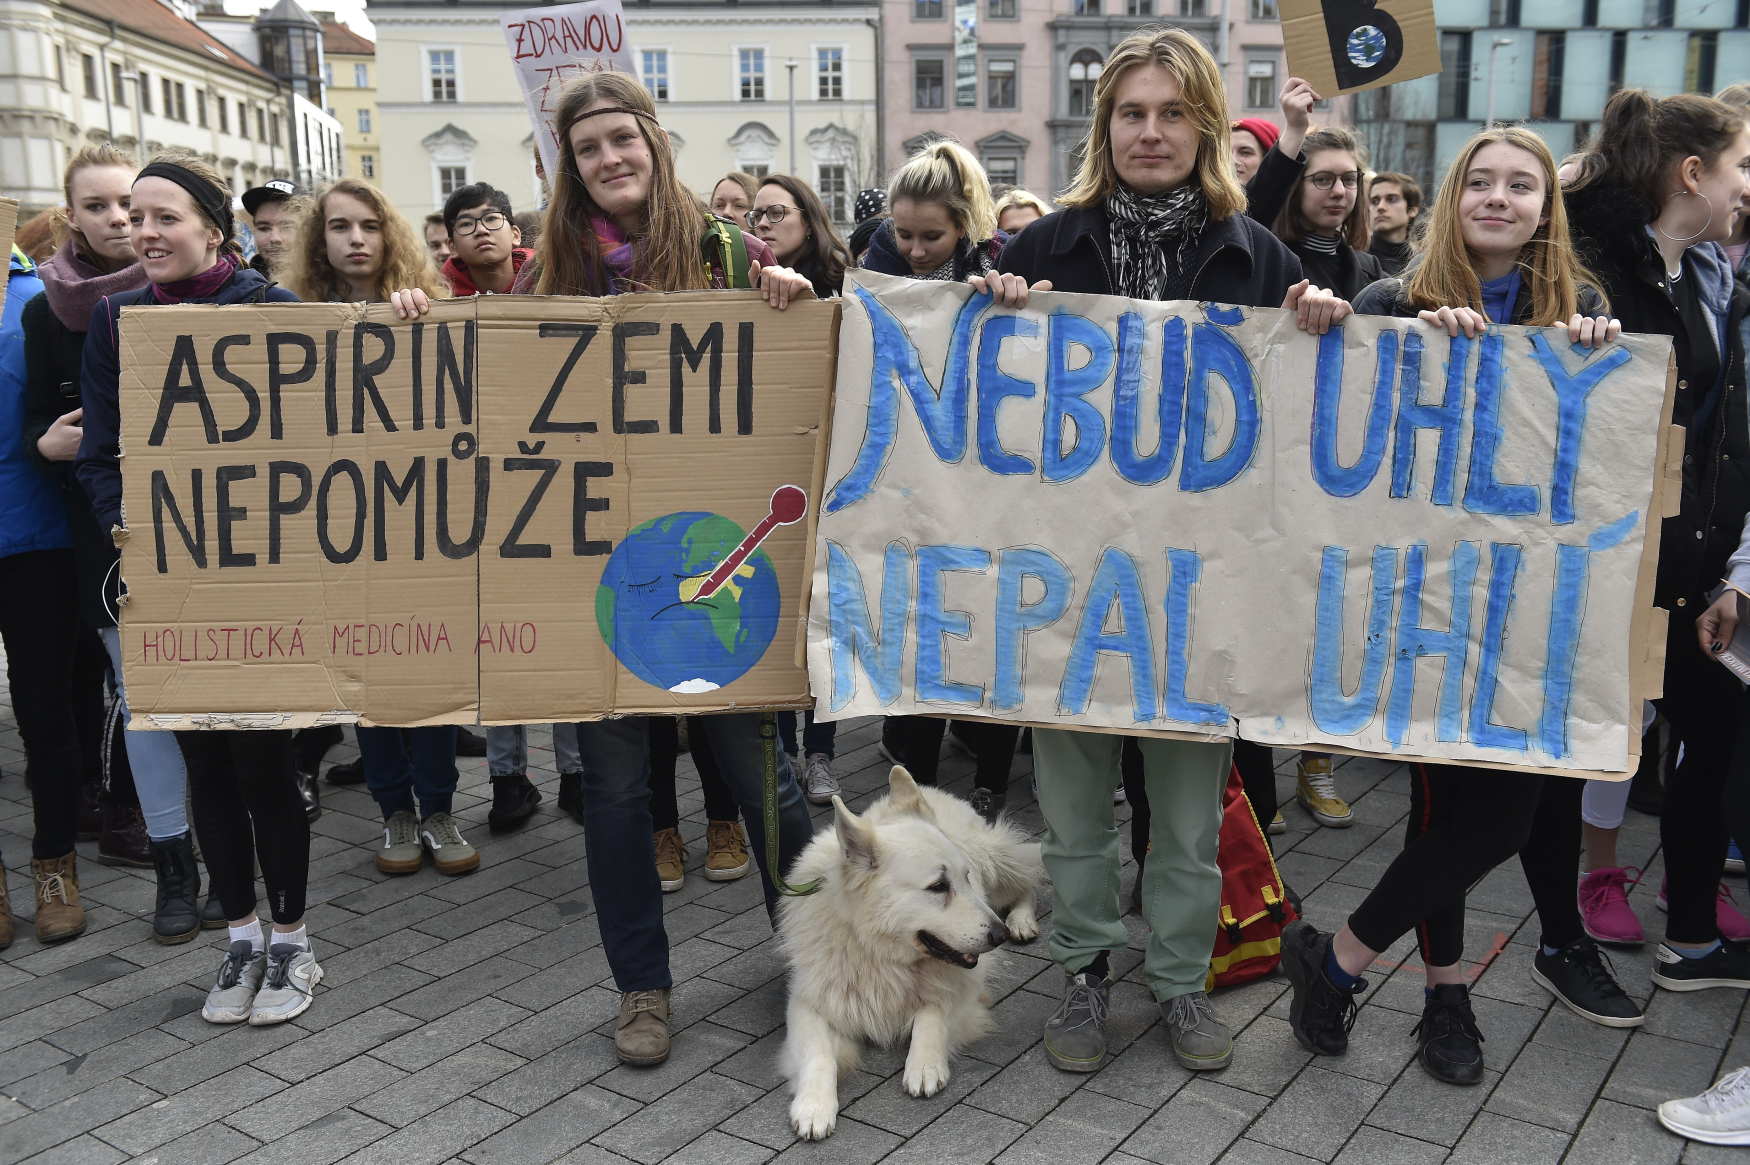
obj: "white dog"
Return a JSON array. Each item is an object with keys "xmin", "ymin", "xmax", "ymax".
[{"xmin": 779, "ymin": 766, "xmax": 1045, "ymax": 1140}]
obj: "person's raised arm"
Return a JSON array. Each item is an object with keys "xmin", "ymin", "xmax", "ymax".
[{"xmin": 1276, "ymin": 77, "xmax": 1318, "ymax": 162}]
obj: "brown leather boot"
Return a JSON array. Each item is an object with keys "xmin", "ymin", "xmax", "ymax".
[
  {"xmin": 32, "ymin": 852, "xmax": 85, "ymax": 944},
  {"xmin": 0, "ymin": 872, "xmax": 13, "ymax": 949},
  {"xmin": 98, "ymin": 801, "xmax": 152, "ymax": 868}
]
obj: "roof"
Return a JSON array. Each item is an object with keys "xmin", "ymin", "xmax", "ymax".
[
  {"xmin": 60, "ymin": 0, "xmax": 270, "ymax": 80},
  {"xmin": 321, "ymin": 20, "xmax": 373, "ymax": 55},
  {"xmin": 256, "ymin": 0, "xmax": 318, "ymax": 25}
]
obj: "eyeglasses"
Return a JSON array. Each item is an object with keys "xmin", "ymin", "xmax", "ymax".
[
  {"xmin": 1306, "ymin": 171, "xmax": 1362, "ymax": 191},
  {"xmin": 745, "ymin": 204, "xmax": 796, "ymax": 227},
  {"xmin": 453, "ymin": 211, "xmax": 508, "ymax": 236}
]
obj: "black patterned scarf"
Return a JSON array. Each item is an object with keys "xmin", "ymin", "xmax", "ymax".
[{"xmin": 1106, "ymin": 182, "xmax": 1208, "ymax": 301}]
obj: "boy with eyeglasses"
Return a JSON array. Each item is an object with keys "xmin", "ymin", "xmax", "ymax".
[{"xmin": 440, "ymin": 182, "xmax": 531, "ymax": 296}]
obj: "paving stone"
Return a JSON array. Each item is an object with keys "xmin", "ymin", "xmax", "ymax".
[
  {"xmin": 874, "ymin": 1104, "xmax": 1027, "ymax": 1165},
  {"xmin": 389, "ymin": 956, "xmax": 532, "ymax": 1022},
  {"xmin": 490, "ymin": 946, "xmax": 614, "ymax": 1010},
  {"xmin": 590, "ymin": 1072, "xmax": 763, "ymax": 1163},
  {"xmin": 1604, "ymin": 1031, "xmax": 1725, "ymax": 1112},
  {"xmin": 593, "ymin": 1020, "xmax": 753, "ymax": 1102},
  {"xmin": 1640, "ymin": 988, "xmax": 1747, "ymax": 1050},
  {"xmin": 137, "ymin": 1121, "xmax": 260, "ymax": 1165},
  {"xmin": 16, "ymin": 1133, "xmax": 130, "ymax": 1165},
  {"xmin": 473, "ymin": 1034, "xmax": 619, "ymax": 1116},
  {"xmin": 1367, "ymin": 1067, "xmax": 1501, "ymax": 1147},
  {"xmin": 1213, "ymin": 1140, "xmax": 1323, "ymax": 1165},
  {"xmin": 227, "ymin": 1055, "xmax": 407, "ymax": 1141},
  {"xmin": 1446, "ymin": 1111, "xmax": 1578, "ymax": 1165},
  {"xmin": 374, "ymin": 996, "xmax": 531, "ymax": 1071},
  {"xmin": 1331, "ymin": 1127, "xmax": 1448, "ymax": 1165},
  {"xmin": 354, "ymin": 1045, "xmax": 527, "ymax": 1128},
  {"xmin": 43, "ymin": 985, "xmax": 204, "ymax": 1055},
  {"xmin": 1567, "ymin": 1097, "xmax": 1685, "ymax": 1165},
  {"xmin": 659, "ymin": 1130, "xmax": 776, "ymax": 1165},
  {"xmin": 990, "ymin": 1088, "xmax": 1149, "ymax": 1164},
  {"xmin": 963, "ymin": 1043, "xmax": 1093, "ymax": 1124},
  {"xmin": 486, "ymin": 986, "xmax": 620, "ymax": 1059},
  {"xmin": 1247, "ymin": 1065, "xmax": 1385, "ymax": 1161},
  {"xmin": 338, "ymin": 1096, "xmax": 517, "ymax": 1165},
  {"xmin": 0, "ymin": 1041, "xmax": 77, "ymax": 1090},
  {"xmin": 0, "ymin": 1078, "xmax": 160, "ymax": 1164},
  {"xmin": 92, "ymin": 1067, "xmax": 278, "ymax": 1155},
  {"xmin": 292, "ymin": 965, "xmax": 436, "ymax": 1033},
  {"xmin": 253, "ymin": 1005, "xmax": 421, "ymax": 1084},
  {"xmin": 229, "ymin": 1109, "xmax": 395, "ymax": 1165},
  {"xmin": 316, "ymin": 928, "xmax": 445, "ymax": 989},
  {"xmin": 1484, "ymin": 1040, "xmax": 1616, "ymax": 1133},
  {"xmin": 766, "ymin": 1117, "xmax": 900, "ymax": 1164},
  {"xmin": 1118, "ymin": 1078, "xmax": 1269, "ymax": 1165},
  {"xmin": 6, "ymin": 1027, "xmax": 186, "ymax": 1109},
  {"xmin": 1219, "ymin": 1015, "xmax": 1315, "ymax": 1098}
]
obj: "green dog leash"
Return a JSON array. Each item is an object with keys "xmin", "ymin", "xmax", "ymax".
[{"xmin": 762, "ymin": 710, "xmax": 822, "ymax": 896}]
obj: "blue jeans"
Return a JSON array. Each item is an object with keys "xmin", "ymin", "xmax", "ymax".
[
  {"xmin": 777, "ymin": 710, "xmax": 836, "ymax": 759},
  {"xmin": 357, "ymin": 725, "xmax": 458, "ymax": 819},
  {"xmin": 100, "ymin": 627, "xmax": 188, "ymax": 840},
  {"xmin": 572, "ymin": 712, "xmax": 814, "ymax": 992},
  {"xmin": 487, "ymin": 723, "xmax": 582, "ymax": 777}
]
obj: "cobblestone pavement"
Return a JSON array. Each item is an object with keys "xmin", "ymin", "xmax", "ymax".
[{"xmin": 2, "ymin": 698, "xmax": 1747, "ymax": 1164}]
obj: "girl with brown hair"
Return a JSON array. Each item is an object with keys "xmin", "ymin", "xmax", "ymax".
[
  {"xmin": 1269, "ymin": 125, "xmax": 1385, "ymax": 301},
  {"xmin": 749, "ymin": 173, "xmax": 851, "ymax": 297},
  {"xmin": 286, "ymin": 177, "xmax": 446, "ymax": 304},
  {"xmin": 709, "ymin": 171, "xmax": 759, "ymax": 222}
]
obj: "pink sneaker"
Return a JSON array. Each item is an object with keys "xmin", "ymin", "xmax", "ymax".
[
  {"xmin": 1580, "ymin": 867, "xmax": 1646, "ymax": 945},
  {"xmin": 1657, "ymin": 876, "xmax": 1750, "ymax": 942}
]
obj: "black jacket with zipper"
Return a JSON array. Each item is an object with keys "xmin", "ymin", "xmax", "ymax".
[
  {"xmin": 996, "ymin": 202, "xmax": 1303, "ymax": 307},
  {"xmin": 1564, "ymin": 180, "xmax": 1750, "ymax": 614}
]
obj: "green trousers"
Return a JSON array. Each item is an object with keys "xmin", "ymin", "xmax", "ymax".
[{"xmin": 1033, "ymin": 727, "xmax": 1230, "ymax": 1003}]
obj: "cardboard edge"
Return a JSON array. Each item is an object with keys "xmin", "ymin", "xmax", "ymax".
[
  {"xmin": 796, "ymin": 301, "xmax": 841, "ymax": 672},
  {"xmin": 1626, "ymin": 350, "xmax": 1680, "ymax": 746},
  {"xmin": 1312, "ymin": 738, "xmax": 1628, "ymax": 780},
  {"xmin": 895, "ymin": 709, "xmax": 1231, "ymax": 745}
]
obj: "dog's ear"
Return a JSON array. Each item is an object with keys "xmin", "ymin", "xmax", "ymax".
[
  {"xmin": 886, "ymin": 766, "xmax": 937, "ymax": 824},
  {"xmin": 833, "ymin": 796, "xmax": 878, "ymax": 869}
]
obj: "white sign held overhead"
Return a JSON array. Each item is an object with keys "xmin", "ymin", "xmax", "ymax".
[{"xmin": 500, "ymin": 0, "xmax": 637, "ymax": 186}]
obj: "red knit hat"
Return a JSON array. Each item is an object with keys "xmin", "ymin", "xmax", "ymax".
[{"xmin": 1232, "ymin": 118, "xmax": 1281, "ymax": 153}]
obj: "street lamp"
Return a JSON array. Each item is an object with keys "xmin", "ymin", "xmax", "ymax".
[
  {"xmin": 1484, "ymin": 36, "xmax": 1516, "ymax": 130},
  {"xmin": 787, "ymin": 59, "xmax": 798, "ymax": 175}
]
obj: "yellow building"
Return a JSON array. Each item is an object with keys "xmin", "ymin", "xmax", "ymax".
[{"xmin": 319, "ymin": 14, "xmax": 376, "ymax": 181}]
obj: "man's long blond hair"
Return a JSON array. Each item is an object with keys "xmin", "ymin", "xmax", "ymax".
[
  {"xmin": 1057, "ymin": 28, "xmax": 1247, "ymax": 219},
  {"xmin": 1407, "ymin": 126, "xmax": 1601, "ymax": 325},
  {"xmin": 285, "ymin": 178, "xmax": 445, "ymax": 303},
  {"xmin": 535, "ymin": 72, "xmax": 713, "ymax": 296}
]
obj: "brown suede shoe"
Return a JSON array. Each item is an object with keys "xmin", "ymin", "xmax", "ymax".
[
  {"xmin": 704, "ymin": 820, "xmax": 750, "ymax": 882},
  {"xmin": 32, "ymin": 852, "xmax": 85, "ymax": 944},
  {"xmin": 653, "ymin": 828, "xmax": 688, "ymax": 893},
  {"xmin": 0, "ymin": 872, "xmax": 14, "ymax": 949},
  {"xmin": 615, "ymin": 988, "xmax": 671, "ymax": 1066}
]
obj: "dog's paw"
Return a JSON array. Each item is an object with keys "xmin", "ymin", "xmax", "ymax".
[
  {"xmin": 1004, "ymin": 905, "xmax": 1039, "ymax": 943},
  {"xmin": 903, "ymin": 1057, "xmax": 950, "ymax": 1097},
  {"xmin": 790, "ymin": 1096, "xmax": 838, "ymax": 1140}
]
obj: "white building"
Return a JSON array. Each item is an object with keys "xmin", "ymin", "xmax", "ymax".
[
  {"xmin": 197, "ymin": 0, "xmax": 346, "ymax": 189},
  {"xmin": 367, "ymin": 0, "xmax": 879, "ymax": 225},
  {"xmin": 0, "ymin": 0, "xmax": 336, "ymax": 212}
]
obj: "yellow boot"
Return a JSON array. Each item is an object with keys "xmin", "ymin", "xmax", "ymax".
[{"xmin": 32, "ymin": 851, "xmax": 86, "ymax": 943}]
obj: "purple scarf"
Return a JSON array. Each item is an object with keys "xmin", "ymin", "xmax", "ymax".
[
  {"xmin": 149, "ymin": 253, "xmax": 242, "ymax": 304},
  {"xmin": 39, "ymin": 238, "xmax": 147, "ymax": 331},
  {"xmin": 590, "ymin": 216, "xmax": 637, "ymax": 294}
]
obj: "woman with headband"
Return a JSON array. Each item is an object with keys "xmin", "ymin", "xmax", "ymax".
[
  {"xmin": 75, "ymin": 154, "xmax": 321, "ymax": 1029},
  {"xmin": 407, "ymin": 71, "xmax": 814, "ymax": 1071}
]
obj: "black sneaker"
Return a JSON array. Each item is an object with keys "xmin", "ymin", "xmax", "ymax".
[
  {"xmin": 1279, "ymin": 920, "xmax": 1366, "ymax": 1055},
  {"xmin": 325, "ymin": 756, "xmax": 366, "ymax": 786},
  {"xmin": 1411, "ymin": 983, "xmax": 1485, "ymax": 1085},
  {"xmin": 557, "ymin": 773, "xmax": 585, "ymax": 825},
  {"xmin": 488, "ymin": 773, "xmax": 542, "ymax": 830},
  {"xmin": 1533, "ymin": 937, "xmax": 1645, "ymax": 1027},
  {"xmin": 1653, "ymin": 939, "xmax": 1750, "ymax": 991},
  {"xmin": 456, "ymin": 727, "xmax": 488, "ymax": 757}
]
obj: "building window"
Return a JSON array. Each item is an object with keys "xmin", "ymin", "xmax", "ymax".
[
  {"xmin": 818, "ymin": 163, "xmax": 849, "ymax": 223},
  {"xmin": 1175, "ymin": 0, "xmax": 1204, "ymax": 13},
  {"xmin": 218, "ymin": 95, "xmax": 229, "ymax": 134},
  {"xmin": 256, "ymin": 106, "xmax": 265, "ymax": 139},
  {"xmin": 1488, "ymin": 0, "xmax": 1521, "ymax": 24},
  {"xmin": 986, "ymin": 155, "xmax": 1018, "ymax": 184},
  {"xmin": 174, "ymin": 81, "xmax": 187, "ymax": 122},
  {"xmin": 1739, "ymin": 0, "xmax": 1748, "ymax": 29},
  {"xmin": 1438, "ymin": 31, "xmax": 1470, "ymax": 118},
  {"xmin": 429, "ymin": 50, "xmax": 457, "ymax": 102},
  {"xmin": 1659, "ymin": 0, "xmax": 1677, "ymax": 24},
  {"xmin": 55, "ymin": 45, "xmax": 64, "ymax": 88},
  {"xmin": 82, "ymin": 53, "xmax": 97, "ymax": 99},
  {"xmin": 1246, "ymin": 59, "xmax": 1276, "ymax": 109},
  {"xmin": 746, "ymin": 163, "xmax": 769, "ymax": 178},
  {"xmin": 110, "ymin": 62, "xmax": 125, "ymax": 106},
  {"xmin": 1075, "ymin": 0, "xmax": 1101, "ymax": 12},
  {"xmin": 1532, "ymin": 31, "xmax": 1564, "ymax": 117},
  {"xmin": 818, "ymin": 47, "xmax": 843, "ymax": 99},
  {"xmin": 1068, "ymin": 49, "xmax": 1102, "ymax": 117},
  {"xmin": 915, "ymin": 57, "xmax": 945, "ymax": 108},
  {"xmin": 139, "ymin": 71, "xmax": 152, "ymax": 113},
  {"xmin": 438, "ymin": 165, "xmax": 467, "ymax": 196},
  {"xmin": 1130, "ymin": 0, "xmax": 1155, "ymax": 12},
  {"xmin": 323, "ymin": 61, "xmax": 333, "ymax": 85},
  {"xmin": 990, "ymin": 0, "xmax": 1017, "ymax": 14},
  {"xmin": 354, "ymin": 63, "xmax": 367, "ymax": 86},
  {"xmin": 162, "ymin": 77, "xmax": 171, "ymax": 116},
  {"xmin": 197, "ymin": 89, "xmax": 207, "ymax": 126},
  {"xmin": 739, "ymin": 48, "xmax": 765, "ymax": 100},
  {"xmin": 1687, "ymin": 30, "xmax": 1717, "ymax": 91},
  {"xmin": 916, "ymin": 0, "xmax": 944, "ymax": 15},
  {"xmin": 357, "ymin": 108, "xmax": 372, "ymax": 133},
  {"xmin": 1250, "ymin": 0, "xmax": 1278, "ymax": 16},
  {"xmin": 270, "ymin": 112, "xmax": 281, "ymax": 146},
  {"xmin": 642, "ymin": 49, "xmax": 669, "ymax": 99},
  {"xmin": 1609, "ymin": 29, "xmax": 1626, "ymax": 92},
  {"xmin": 362, "ymin": 154, "xmax": 375, "ymax": 178},
  {"xmin": 987, "ymin": 58, "xmax": 1017, "ymax": 108}
]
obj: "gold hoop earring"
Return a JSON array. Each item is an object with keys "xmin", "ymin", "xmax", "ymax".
[{"xmin": 1657, "ymin": 189, "xmax": 1714, "ymax": 243}]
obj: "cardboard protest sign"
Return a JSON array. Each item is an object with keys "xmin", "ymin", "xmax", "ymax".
[
  {"xmin": 500, "ymin": 0, "xmax": 636, "ymax": 184},
  {"xmin": 114, "ymin": 292, "xmax": 840, "ymax": 728},
  {"xmin": 808, "ymin": 271, "xmax": 1677, "ymax": 776},
  {"xmin": 1279, "ymin": 0, "xmax": 1440, "ymax": 97}
]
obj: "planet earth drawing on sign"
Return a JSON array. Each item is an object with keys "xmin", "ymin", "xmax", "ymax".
[
  {"xmin": 1346, "ymin": 24, "xmax": 1388, "ymax": 68},
  {"xmin": 594, "ymin": 487, "xmax": 807, "ymax": 693}
]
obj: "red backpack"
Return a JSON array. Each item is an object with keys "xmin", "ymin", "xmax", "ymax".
[{"xmin": 1204, "ymin": 763, "xmax": 1298, "ymax": 991}]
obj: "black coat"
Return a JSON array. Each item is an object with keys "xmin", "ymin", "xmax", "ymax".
[
  {"xmin": 1564, "ymin": 181, "xmax": 1750, "ymax": 613},
  {"xmin": 996, "ymin": 203, "xmax": 1303, "ymax": 308},
  {"xmin": 1289, "ymin": 240, "xmax": 1385, "ymax": 302},
  {"xmin": 1243, "ymin": 143, "xmax": 1304, "ymax": 232}
]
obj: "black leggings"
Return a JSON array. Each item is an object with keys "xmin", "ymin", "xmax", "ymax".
[
  {"xmin": 1348, "ymin": 763, "xmax": 1543, "ymax": 966},
  {"xmin": 0, "ymin": 550, "xmax": 106, "ymax": 859},
  {"xmin": 648, "ymin": 717, "xmax": 738, "ymax": 832},
  {"xmin": 889, "ymin": 716, "xmax": 1019, "ymax": 793},
  {"xmin": 1124, "ymin": 738, "xmax": 1277, "ymax": 862},
  {"xmin": 1519, "ymin": 775, "xmax": 1586, "ymax": 950},
  {"xmin": 179, "ymin": 729, "xmax": 308, "ymax": 924}
]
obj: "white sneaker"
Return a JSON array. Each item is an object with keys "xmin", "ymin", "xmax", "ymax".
[
  {"xmin": 202, "ymin": 940, "xmax": 266, "ymax": 1024},
  {"xmin": 803, "ymin": 753, "xmax": 840, "ymax": 805},
  {"xmin": 1114, "ymin": 785, "xmax": 1128, "ymax": 805},
  {"xmin": 1660, "ymin": 1066, "xmax": 1750, "ymax": 1144},
  {"xmin": 249, "ymin": 942, "xmax": 322, "ymax": 1025}
]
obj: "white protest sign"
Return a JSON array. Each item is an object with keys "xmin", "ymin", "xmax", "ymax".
[
  {"xmin": 808, "ymin": 271, "xmax": 1678, "ymax": 775},
  {"xmin": 500, "ymin": 0, "xmax": 636, "ymax": 186}
]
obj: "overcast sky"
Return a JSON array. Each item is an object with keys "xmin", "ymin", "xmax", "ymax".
[{"xmin": 215, "ymin": 0, "xmax": 376, "ymax": 47}]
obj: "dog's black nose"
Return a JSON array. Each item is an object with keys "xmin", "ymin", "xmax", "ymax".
[{"xmin": 988, "ymin": 922, "xmax": 1009, "ymax": 948}]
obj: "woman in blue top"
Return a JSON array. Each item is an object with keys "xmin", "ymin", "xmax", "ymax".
[{"xmin": 77, "ymin": 154, "xmax": 321, "ymax": 1028}]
